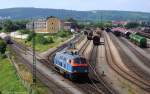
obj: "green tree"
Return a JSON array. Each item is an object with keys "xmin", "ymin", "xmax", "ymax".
[
  {"xmin": 1, "ymin": 20, "xmax": 29, "ymax": 32},
  {"xmin": 57, "ymin": 30, "xmax": 72, "ymax": 38},
  {"xmin": 13, "ymin": 20, "xmax": 29, "ymax": 30},
  {"xmin": 2, "ymin": 20, "xmax": 14, "ymax": 32},
  {"xmin": 46, "ymin": 36, "xmax": 54, "ymax": 43},
  {"xmin": 0, "ymin": 39, "xmax": 7, "ymax": 54},
  {"xmin": 36, "ymin": 35, "xmax": 48, "ymax": 44},
  {"xmin": 78, "ymin": 24, "xmax": 85, "ymax": 29},
  {"xmin": 38, "ymin": 35, "xmax": 54, "ymax": 44},
  {"xmin": 18, "ymin": 29, "xmax": 31, "ymax": 34},
  {"xmin": 104, "ymin": 21, "xmax": 113, "ymax": 28},
  {"xmin": 66, "ymin": 18, "xmax": 79, "ymax": 29},
  {"xmin": 27, "ymin": 32, "xmax": 35, "ymax": 41},
  {"xmin": 125, "ymin": 22, "xmax": 140, "ymax": 29},
  {"xmin": 66, "ymin": 18, "xmax": 77, "ymax": 24},
  {"xmin": 96, "ymin": 22, "xmax": 104, "ymax": 28},
  {"xmin": 0, "ymin": 24, "xmax": 2, "ymax": 31}
]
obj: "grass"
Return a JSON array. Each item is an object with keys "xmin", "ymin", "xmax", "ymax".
[
  {"xmin": 120, "ymin": 79, "xmax": 136, "ymax": 94},
  {"xmin": 0, "ymin": 57, "xmax": 27, "ymax": 94},
  {"xmin": 15, "ymin": 35, "xmax": 72, "ymax": 52},
  {"xmin": 11, "ymin": 49, "xmax": 50, "ymax": 94}
]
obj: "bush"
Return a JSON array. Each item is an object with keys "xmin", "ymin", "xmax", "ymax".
[
  {"xmin": 36, "ymin": 35, "xmax": 44, "ymax": 44},
  {"xmin": 125, "ymin": 22, "xmax": 140, "ymax": 29},
  {"xmin": 0, "ymin": 39, "xmax": 7, "ymax": 54},
  {"xmin": 27, "ymin": 32, "xmax": 35, "ymax": 41},
  {"xmin": 57, "ymin": 30, "xmax": 72, "ymax": 38},
  {"xmin": 0, "ymin": 54, "xmax": 7, "ymax": 59},
  {"xmin": 46, "ymin": 36, "xmax": 54, "ymax": 43},
  {"xmin": 35, "ymin": 35, "xmax": 54, "ymax": 44},
  {"xmin": 18, "ymin": 29, "xmax": 31, "ymax": 34},
  {"xmin": 0, "ymin": 26, "xmax": 2, "ymax": 31},
  {"xmin": 40, "ymin": 37, "xmax": 48, "ymax": 44}
]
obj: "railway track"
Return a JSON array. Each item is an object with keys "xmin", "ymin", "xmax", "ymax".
[
  {"xmin": 118, "ymin": 37, "xmax": 150, "ymax": 85},
  {"xmin": 79, "ymin": 40, "xmax": 90, "ymax": 55},
  {"xmin": 44, "ymin": 37, "xmax": 113, "ymax": 94},
  {"xmin": 45, "ymin": 39, "xmax": 104, "ymax": 94},
  {"xmin": 11, "ymin": 34, "xmax": 115, "ymax": 94},
  {"xmin": 104, "ymin": 32, "xmax": 150, "ymax": 92},
  {"xmin": 9, "ymin": 34, "xmax": 87, "ymax": 94},
  {"xmin": 12, "ymin": 34, "xmax": 107, "ymax": 94},
  {"xmin": 75, "ymin": 38, "xmax": 115, "ymax": 94},
  {"xmin": 10, "ymin": 44, "xmax": 71, "ymax": 94},
  {"xmin": 12, "ymin": 34, "xmax": 83, "ymax": 64},
  {"xmin": 88, "ymin": 45, "xmax": 115, "ymax": 94},
  {"xmin": 138, "ymin": 32, "xmax": 150, "ymax": 39},
  {"xmin": 120, "ymin": 37, "xmax": 150, "ymax": 68},
  {"xmin": 75, "ymin": 41, "xmax": 105, "ymax": 94},
  {"xmin": 143, "ymin": 39, "xmax": 150, "ymax": 53}
]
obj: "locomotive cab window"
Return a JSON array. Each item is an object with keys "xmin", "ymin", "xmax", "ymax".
[{"xmin": 74, "ymin": 58, "xmax": 86, "ymax": 64}]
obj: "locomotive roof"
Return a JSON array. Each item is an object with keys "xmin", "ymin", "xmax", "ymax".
[{"xmin": 56, "ymin": 50, "xmax": 81, "ymax": 59}]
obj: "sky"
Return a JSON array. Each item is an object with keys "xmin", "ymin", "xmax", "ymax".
[{"xmin": 0, "ymin": 0, "xmax": 150, "ymax": 12}]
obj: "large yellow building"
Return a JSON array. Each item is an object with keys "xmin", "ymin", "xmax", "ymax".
[
  {"xmin": 46, "ymin": 17, "xmax": 62, "ymax": 33},
  {"xmin": 26, "ymin": 16, "xmax": 62, "ymax": 33}
]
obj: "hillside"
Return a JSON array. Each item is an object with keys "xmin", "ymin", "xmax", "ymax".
[{"xmin": 0, "ymin": 7, "xmax": 150, "ymax": 21}]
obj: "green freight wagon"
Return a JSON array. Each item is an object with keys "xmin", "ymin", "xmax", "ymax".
[{"xmin": 129, "ymin": 34, "xmax": 147, "ymax": 48}]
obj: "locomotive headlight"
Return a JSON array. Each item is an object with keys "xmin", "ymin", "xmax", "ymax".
[{"xmin": 74, "ymin": 70, "xmax": 77, "ymax": 72}]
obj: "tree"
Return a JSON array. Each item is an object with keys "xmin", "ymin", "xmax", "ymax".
[
  {"xmin": 27, "ymin": 32, "xmax": 35, "ymax": 41},
  {"xmin": 2, "ymin": 20, "xmax": 14, "ymax": 32},
  {"xmin": 46, "ymin": 36, "xmax": 54, "ymax": 43},
  {"xmin": 125, "ymin": 22, "xmax": 140, "ymax": 29},
  {"xmin": 78, "ymin": 24, "xmax": 85, "ymax": 29},
  {"xmin": 0, "ymin": 27, "xmax": 2, "ymax": 31},
  {"xmin": 13, "ymin": 20, "xmax": 29, "ymax": 30},
  {"xmin": 35, "ymin": 35, "xmax": 54, "ymax": 44},
  {"xmin": 18, "ymin": 29, "xmax": 31, "ymax": 34},
  {"xmin": 0, "ymin": 39, "xmax": 7, "ymax": 54},
  {"xmin": 0, "ymin": 22, "xmax": 2, "ymax": 31},
  {"xmin": 66, "ymin": 18, "xmax": 79, "ymax": 29},
  {"xmin": 36, "ymin": 35, "xmax": 46, "ymax": 44},
  {"xmin": 57, "ymin": 30, "xmax": 72, "ymax": 38},
  {"xmin": 66, "ymin": 18, "xmax": 77, "ymax": 24},
  {"xmin": 1, "ymin": 20, "xmax": 29, "ymax": 32},
  {"xmin": 104, "ymin": 21, "xmax": 113, "ymax": 28}
]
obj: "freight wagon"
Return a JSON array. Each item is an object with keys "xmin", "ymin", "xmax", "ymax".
[
  {"xmin": 105, "ymin": 28, "xmax": 111, "ymax": 32},
  {"xmin": 93, "ymin": 35, "xmax": 100, "ymax": 45},
  {"xmin": 87, "ymin": 31, "xmax": 93, "ymax": 40}
]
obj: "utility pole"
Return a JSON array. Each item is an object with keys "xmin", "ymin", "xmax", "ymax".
[
  {"xmin": 32, "ymin": 19, "xmax": 36, "ymax": 86},
  {"xmin": 100, "ymin": 11, "xmax": 103, "ymax": 29}
]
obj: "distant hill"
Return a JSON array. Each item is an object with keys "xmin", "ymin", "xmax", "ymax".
[{"xmin": 0, "ymin": 7, "xmax": 150, "ymax": 21}]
